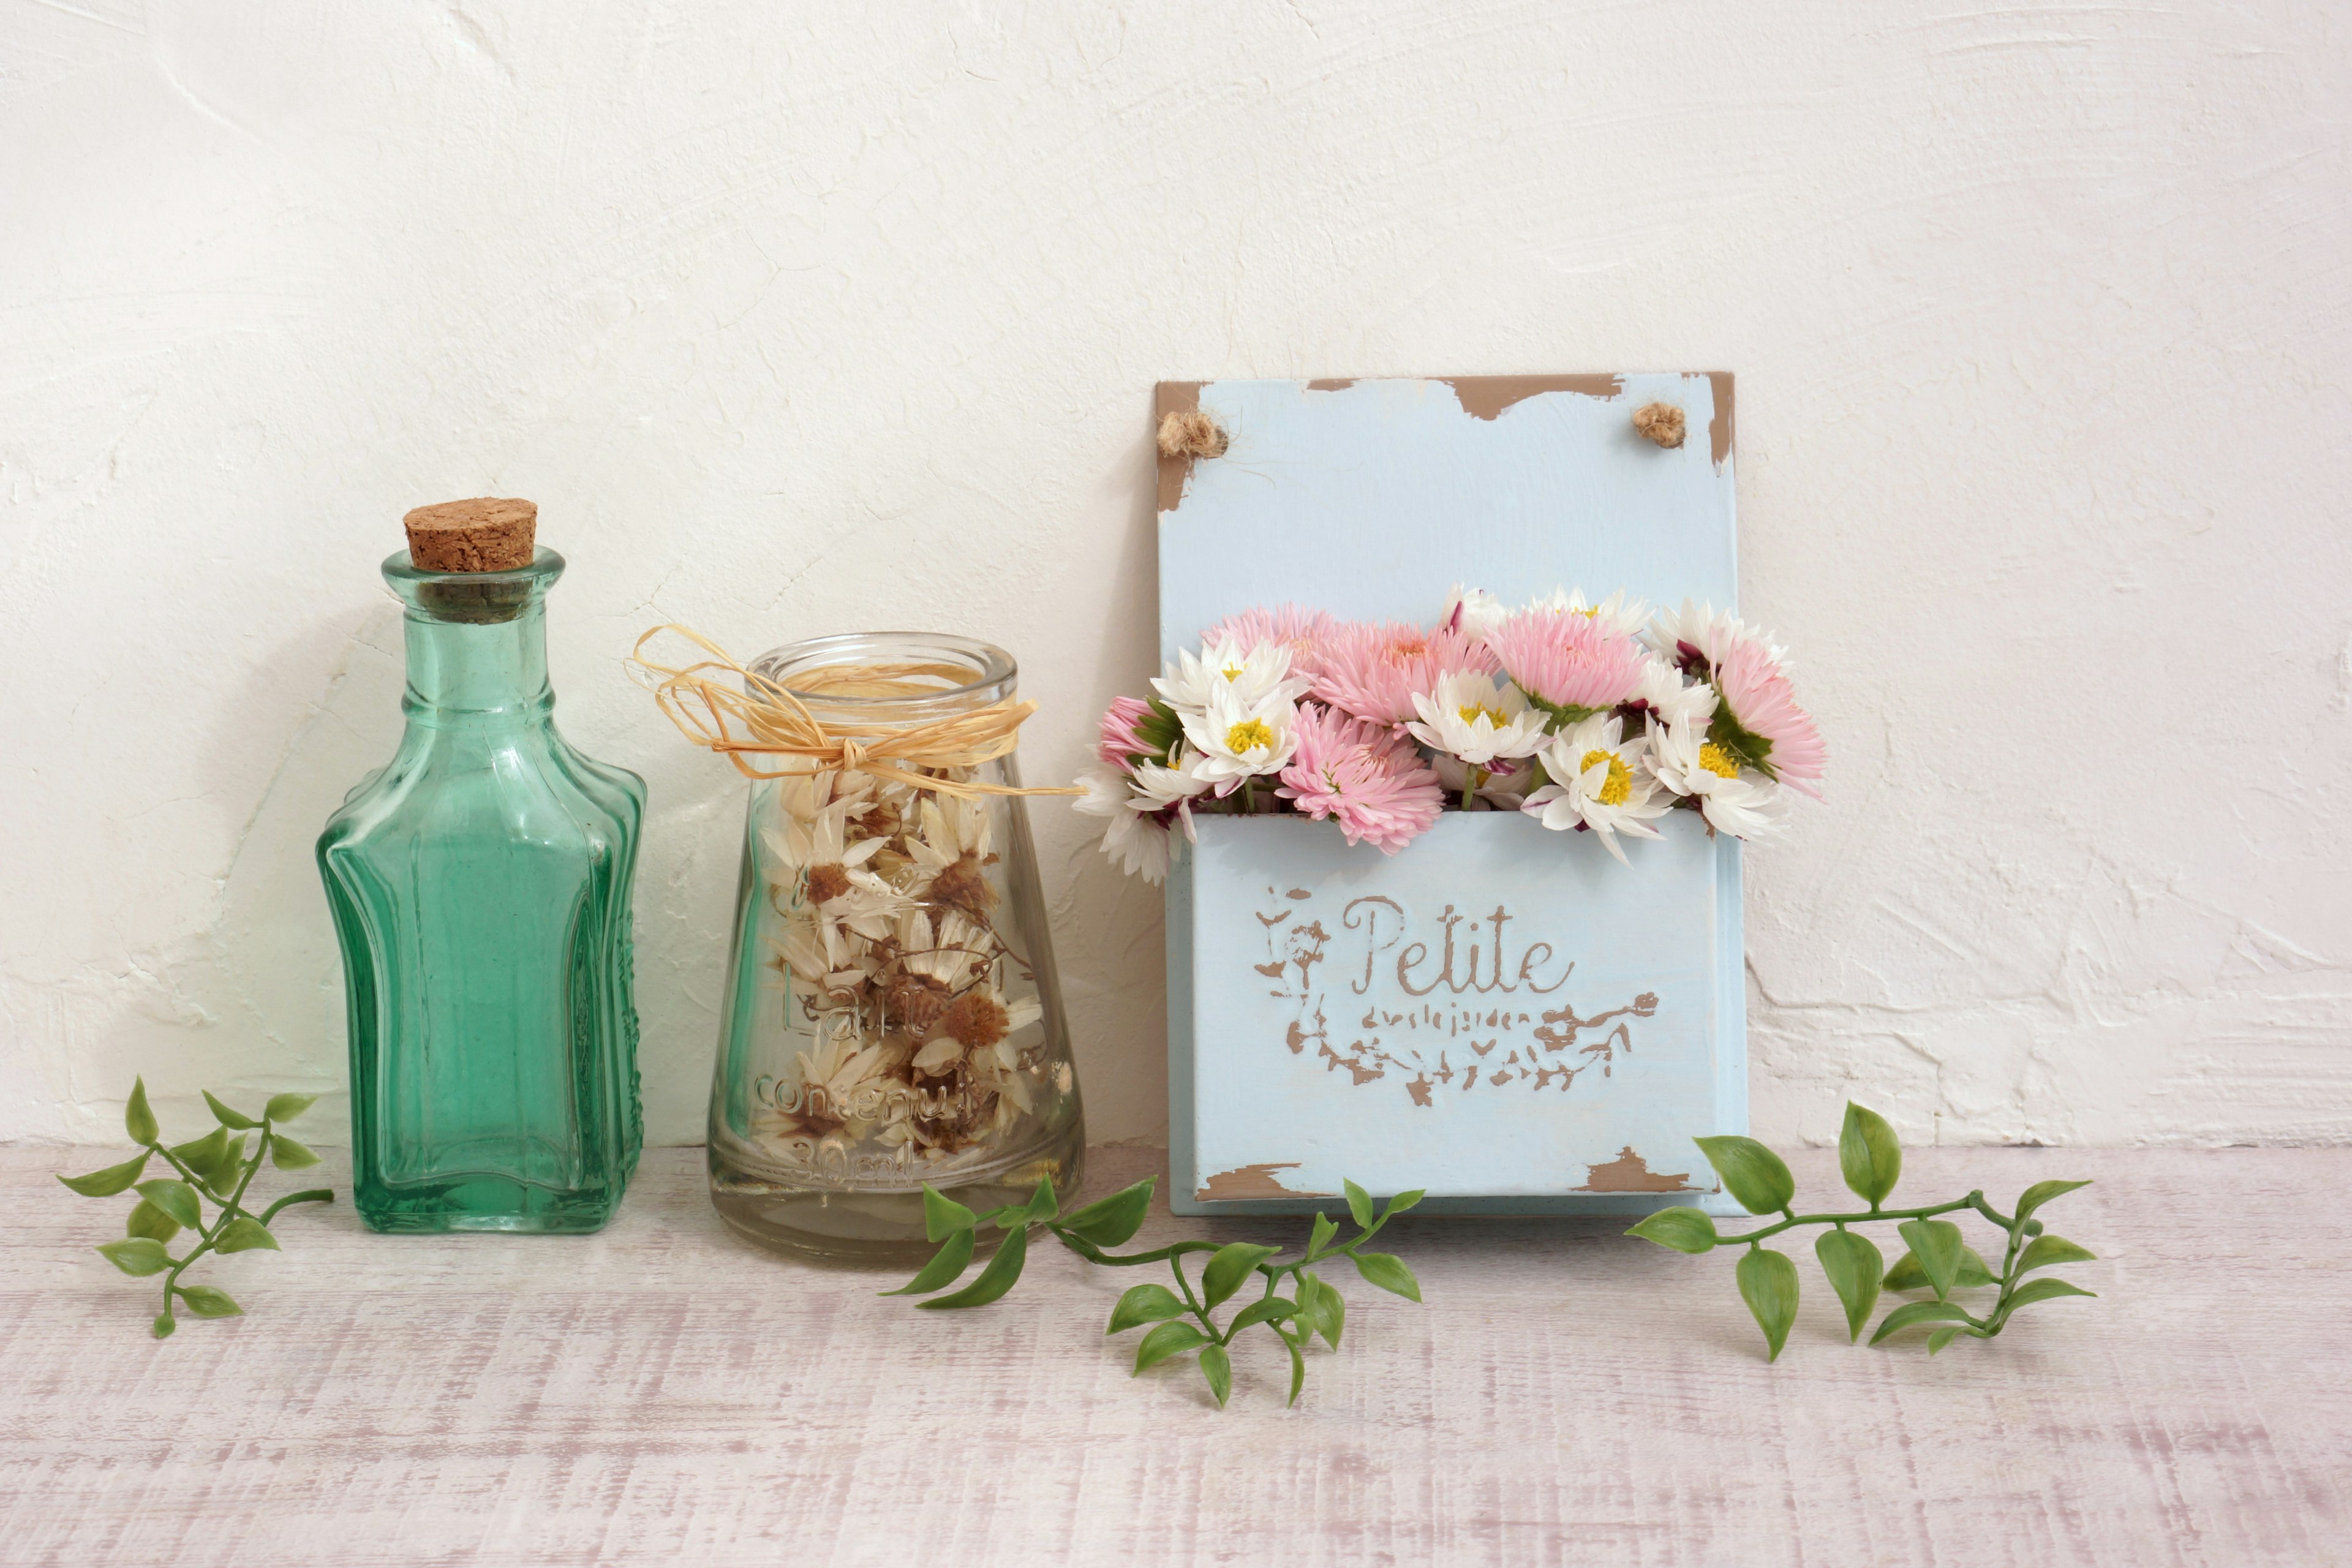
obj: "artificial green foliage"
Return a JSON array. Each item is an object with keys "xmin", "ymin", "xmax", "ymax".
[
  {"xmin": 889, "ymin": 1173, "xmax": 1425, "ymax": 1408},
  {"xmin": 57, "ymin": 1078, "xmax": 334, "ymax": 1338},
  {"xmin": 1627, "ymin": 1101, "xmax": 2097, "ymax": 1361}
]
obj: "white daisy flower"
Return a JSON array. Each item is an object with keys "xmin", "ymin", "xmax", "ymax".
[
  {"xmin": 1629, "ymin": 655, "xmax": 1717, "ymax": 734},
  {"xmin": 894, "ymin": 907, "xmax": 990, "ymax": 992},
  {"xmin": 1645, "ymin": 718, "xmax": 1787, "ymax": 839},
  {"xmin": 1151, "ymin": 637, "xmax": 1311, "ymax": 714},
  {"xmin": 1523, "ymin": 712, "xmax": 1673, "ymax": 865},
  {"xmin": 1073, "ymin": 766, "xmax": 1177, "ymax": 883},
  {"xmin": 1406, "ymin": 669, "xmax": 1552, "ymax": 766},
  {"xmin": 1181, "ymin": 685, "xmax": 1298, "ymax": 788},
  {"xmin": 1643, "ymin": 598, "xmax": 1792, "ymax": 674},
  {"xmin": 1441, "ymin": 584, "xmax": 1509, "ymax": 642},
  {"xmin": 1527, "ymin": 586, "xmax": 1649, "ymax": 640}
]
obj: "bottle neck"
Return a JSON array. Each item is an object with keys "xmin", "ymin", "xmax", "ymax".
[
  {"xmin": 385, "ymin": 548, "xmax": 564, "ymax": 725},
  {"xmin": 402, "ymin": 601, "xmax": 554, "ymax": 722}
]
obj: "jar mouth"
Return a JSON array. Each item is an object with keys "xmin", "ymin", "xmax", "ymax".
[{"xmin": 750, "ymin": 631, "xmax": 1016, "ymax": 712}]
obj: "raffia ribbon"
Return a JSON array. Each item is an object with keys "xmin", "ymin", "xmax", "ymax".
[{"xmin": 630, "ymin": 625, "xmax": 1080, "ymax": 799}]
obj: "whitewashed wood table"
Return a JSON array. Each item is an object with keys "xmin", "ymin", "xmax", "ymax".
[{"xmin": 2, "ymin": 1143, "xmax": 2345, "ymax": 1566}]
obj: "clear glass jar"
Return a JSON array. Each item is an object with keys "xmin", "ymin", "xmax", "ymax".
[{"xmin": 706, "ymin": 633, "xmax": 1084, "ymax": 1262}]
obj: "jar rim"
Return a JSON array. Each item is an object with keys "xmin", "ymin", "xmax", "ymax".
[{"xmin": 748, "ymin": 631, "xmax": 1016, "ymax": 709}]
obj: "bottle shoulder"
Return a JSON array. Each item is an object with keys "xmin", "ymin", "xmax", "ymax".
[{"xmin": 319, "ymin": 722, "xmax": 641, "ymax": 862}]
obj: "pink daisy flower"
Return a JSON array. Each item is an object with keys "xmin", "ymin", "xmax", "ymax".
[
  {"xmin": 1096, "ymin": 695, "xmax": 1156, "ymax": 769},
  {"xmin": 1201, "ymin": 604, "xmax": 1340, "ymax": 680},
  {"xmin": 1484, "ymin": 606, "xmax": 1647, "ymax": 717},
  {"xmin": 1312, "ymin": 619, "xmax": 1494, "ymax": 726},
  {"xmin": 1277, "ymin": 703, "xmax": 1445, "ymax": 854},
  {"xmin": 1645, "ymin": 600, "xmax": 1825, "ymax": 797},
  {"xmin": 1708, "ymin": 640, "xmax": 1826, "ymax": 797}
]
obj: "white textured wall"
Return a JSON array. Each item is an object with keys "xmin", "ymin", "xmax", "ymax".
[{"xmin": 4, "ymin": 2, "xmax": 2347, "ymax": 1150}]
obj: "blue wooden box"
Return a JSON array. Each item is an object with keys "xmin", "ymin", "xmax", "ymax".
[{"xmin": 1156, "ymin": 375, "xmax": 1749, "ymax": 1216}]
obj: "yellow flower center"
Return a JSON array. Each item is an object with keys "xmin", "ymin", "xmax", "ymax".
[
  {"xmin": 1574, "ymin": 605, "xmax": 1600, "ymax": 619},
  {"xmin": 1221, "ymin": 665, "xmax": 1245, "ymax": 681},
  {"xmin": 1699, "ymin": 742, "xmax": 1741, "ymax": 779},
  {"xmin": 1457, "ymin": 703, "xmax": 1509, "ymax": 727},
  {"xmin": 1580, "ymin": 748, "xmax": 1632, "ymax": 806},
  {"xmin": 1225, "ymin": 718, "xmax": 1275, "ymax": 754}
]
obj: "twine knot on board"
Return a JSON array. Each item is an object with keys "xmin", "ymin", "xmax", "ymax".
[
  {"xmin": 1632, "ymin": 402, "xmax": 1687, "ymax": 449},
  {"xmin": 1156, "ymin": 409, "xmax": 1229, "ymax": 459},
  {"xmin": 629, "ymin": 625, "xmax": 1079, "ymax": 799}
]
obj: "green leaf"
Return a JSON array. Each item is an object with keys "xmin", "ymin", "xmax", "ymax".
[
  {"xmin": 1884, "ymin": 1244, "xmax": 1997, "ymax": 1292},
  {"xmin": 1928, "ymin": 1325, "xmax": 1962, "ymax": 1355},
  {"xmin": 1381, "ymin": 1188, "xmax": 1425, "ymax": 1219},
  {"xmin": 1693, "ymin": 1136, "xmax": 1795, "ymax": 1215},
  {"xmin": 135, "ymin": 1178, "xmax": 202, "ymax": 1231},
  {"xmin": 1020, "ymin": 1177, "xmax": 1061, "ymax": 1224},
  {"xmin": 1343, "ymin": 1179, "xmax": 1374, "ymax": 1229},
  {"xmin": 214, "ymin": 1216, "xmax": 279, "ymax": 1254},
  {"xmin": 1896, "ymin": 1219, "xmax": 1966, "ymax": 1300},
  {"xmin": 1294, "ymin": 1272, "xmax": 1319, "ymax": 1327},
  {"xmin": 263, "ymin": 1092, "xmax": 318, "ymax": 1124},
  {"xmin": 170, "ymin": 1125, "xmax": 233, "ymax": 1185},
  {"xmin": 96, "ymin": 1238, "xmax": 172, "ymax": 1276},
  {"xmin": 1706, "ymin": 703, "xmax": 1776, "ymax": 776},
  {"xmin": 1202, "ymin": 1243, "xmax": 1281, "ymax": 1310},
  {"xmin": 1521, "ymin": 690, "xmax": 1604, "ymax": 730},
  {"xmin": 1736, "ymin": 1246, "xmax": 1801, "ymax": 1362},
  {"xmin": 268, "ymin": 1134, "xmax": 322, "ymax": 1172},
  {"xmin": 1133, "ymin": 1319, "xmax": 1208, "ymax": 1373},
  {"xmin": 176, "ymin": 1285, "xmax": 243, "ymax": 1319},
  {"xmin": 2000, "ymin": 1277, "xmax": 2097, "ymax": 1316},
  {"xmin": 1226, "ymin": 1297, "xmax": 1295, "ymax": 1335},
  {"xmin": 205, "ymin": 1135, "xmax": 249, "ymax": 1199},
  {"xmin": 1351, "ymin": 1251, "xmax": 1421, "ymax": 1302},
  {"xmin": 126, "ymin": 1199, "xmax": 181, "ymax": 1243},
  {"xmin": 1307, "ymin": 1212, "xmax": 1338, "ymax": 1257},
  {"xmin": 151, "ymin": 1311, "xmax": 176, "ymax": 1340},
  {"xmin": 1105, "ymin": 1283, "xmax": 1188, "ymax": 1334},
  {"xmin": 1626, "ymin": 1205, "xmax": 1717, "ymax": 1254},
  {"xmin": 1286, "ymin": 1335, "xmax": 1306, "ymax": 1408},
  {"xmin": 1837, "ymin": 1102, "xmax": 1902, "ymax": 1207},
  {"xmin": 1311, "ymin": 1277, "xmax": 1345, "ymax": 1349},
  {"xmin": 2016, "ymin": 1234, "xmax": 2097, "ymax": 1275},
  {"xmin": 203, "ymin": 1091, "xmax": 258, "ymax": 1130},
  {"xmin": 57, "ymin": 1152, "xmax": 149, "ymax": 1198},
  {"xmin": 1134, "ymin": 699, "xmax": 1186, "ymax": 763},
  {"xmin": 921, "ymin": 1185, "xmax": 978, "ymax": 1240},
  {"xmin": 1870, "ymin": 1299, "xmax": 1978, "ymax": 1344},
  {"xmin": 2014, "ymin": 1179, "xmax": 2091, "ymax": 1225},
  {"xmin": 1056, "ymin": 1178, "xmax": 1154, "ymax": 1248},
  {"xmin": 1814, "ymin": 1229, "xmax": 1884, "ymax": 1344},
  {"xmin": 1199, "ymin": 1343, "xmax": 1232, "ymax": 1408},
  {"xmin": 918, "ymin": 1223, "xmax": 1027, "ymax": 1309},
  {"xmin": 125, "ymin": 1077, "xmax": 159, "ymax": 1146},
  {"xmin": 881, "ymin": 1229, "xmax": 976, "ymax": 1296}
]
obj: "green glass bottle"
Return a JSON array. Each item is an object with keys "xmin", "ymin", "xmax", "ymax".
[{"xmin": 318, "ymin": 499, "xmax": 645, "ymax": 1233}]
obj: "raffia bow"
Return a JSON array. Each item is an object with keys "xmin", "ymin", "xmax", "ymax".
[{"xmin": 630, "ymin": 625, "xmax": 1080, "ymax": 799}]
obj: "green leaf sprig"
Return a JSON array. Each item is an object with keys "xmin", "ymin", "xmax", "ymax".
[
  {"xmin": 889, "ymin": 1174, "xmax": 1425, "ymax": 1407},
  {"xmin": 1628, "ymin": 1101, "xmax": 2097, "ymax": 1360},
  {"xmin": 58, "ymin": 1077, "xmax": 336, "ymax": 1338}
]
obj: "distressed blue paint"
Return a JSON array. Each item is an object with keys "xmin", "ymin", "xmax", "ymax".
[
  {"xmin": 1159, "ymin": 375, "xmax": 1746, "ymax": 1216},
  {"xmin": 1159, "ymin": 375, "xmax": 1735, "ymax": 660}
]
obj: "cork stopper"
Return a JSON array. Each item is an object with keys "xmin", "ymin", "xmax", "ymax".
[{"xmin": 403, "ymin": 497, "xmax": 538, "ymax": 573}]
